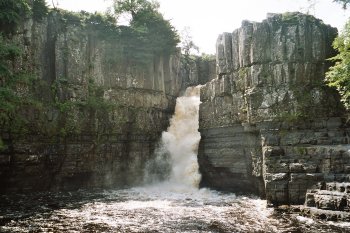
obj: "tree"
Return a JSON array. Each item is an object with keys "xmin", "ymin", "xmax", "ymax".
[
  {"xmin": 305, "ymin": 0, "xmax": 317, "ymax": 15},
  {"xmin": 0, "ymin": 0, "xmax": 30, "ymax": 35},
  {"xmin": 334, "ymin": 0, "xmax": 350, "ymax": 9},
  {"xmin": 32, "ymin": 0, "xmax": 49, "ymax": 21},
  {"xmin": 112, "ymin": 0, "xmax": 179, "ymax": 60},
  {"xmin": 326, "ymin": 21, "xmax": 350, "ymax": 110},
  {"xmin": 132, "ymin": 8, "xmax": 179, "ymax": 52},
  {"xmin": 180, "ymin": 27, "xmax": 199, "ymax": 57},
  {"xmin": 180, "ymin": 27, "xmax": 199, "ymax": 75},
  {"xmin": 113, "ymin": 0, "xmax": 159, "ymax": 22}
]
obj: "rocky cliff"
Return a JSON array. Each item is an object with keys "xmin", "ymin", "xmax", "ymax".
[
  {"xmin": 198, "ymin": 12, "xmax": 350, "ymax": 205},
  {"xmin": 0, "ymin": 11, "xmax": 184, "ymax": 192}
]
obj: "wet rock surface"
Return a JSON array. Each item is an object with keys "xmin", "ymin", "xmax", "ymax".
[
  {"xmin": 0, "ymin": 11, "xmax": 192, "ymax": 193},
  {"xmin": 294, "ymin": 182, "xmax": 350, "ymax": 222},
  {"xmin": 198, "ymin": 12, "xmax": 350, "ymax": 205}
]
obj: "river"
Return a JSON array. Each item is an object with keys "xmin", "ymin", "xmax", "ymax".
[
  {"xmin": 1, "ymin": 185, "xmax": 349, "ymax": 232},
  {"xmin": 0, "ymin": 87, "xmax": 349, "ymax": 232}
]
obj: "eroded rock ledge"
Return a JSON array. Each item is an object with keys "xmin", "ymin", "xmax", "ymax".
[
  {"xmin": 0, "ymin": 11, "xmax": 184, "ymax": 192},
  {"xmin": 198, "ymin": 12, "xmax": 350, "ymax": 206}
]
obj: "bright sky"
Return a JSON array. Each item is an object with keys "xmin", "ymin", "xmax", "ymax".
[{"xmin": 48, "ymin": 0, "xmax": 350, "ymax": 54}]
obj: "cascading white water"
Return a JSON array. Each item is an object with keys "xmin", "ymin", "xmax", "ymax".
[
  {"xmin": 144, "ymin": 86, "xmax": 202, "ymax": 188},
  {"xmin": 3, "ymin": 88, "xmax": 346, "ymax": 233},
  {"xmin": 162, "ymin": 86, "xmax": 202, "ymax": 187}
]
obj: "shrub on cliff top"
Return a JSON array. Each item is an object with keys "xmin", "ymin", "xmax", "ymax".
[
  {"xmin": 32, "ymin": 0, "xmax": 48, "ymax": 21},
  {"xmin": 0, "ymin": 0, "xmax": 30, "ymax": 35},
  {"xmin": 0, "ymin": 33, "xmax": 41, "ymax": 136},
  {"xmin": 113, "ymin": 0, "xmax": 179, "ymax": 55},
  {"xmin": 334, "ymin": 0, "xmax": 350, "ymax": 9},
  {"xmin": 56, "ymin": 0, "xmax": 179, "ymax": 65},
  {"xmin": 326, "ymin": 20, "xmax": 350, "ymax": 110},
  {"xmin": 0, "ymin": 0, "xmax": 48, "ymax": 35}
]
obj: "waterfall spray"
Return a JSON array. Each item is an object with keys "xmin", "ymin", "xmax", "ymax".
[{"xmin": 145, "ymin": 86, "xmax": 202, "ymax": 188}]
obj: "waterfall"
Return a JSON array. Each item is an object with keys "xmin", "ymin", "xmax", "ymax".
[{"xmin": 144, "ymin": 86, "xmax": 202, "ymax": 188}]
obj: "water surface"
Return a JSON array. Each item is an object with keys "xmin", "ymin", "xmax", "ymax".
[
  {"xmin": 1, "ymin": 184, "xmax": 349, "ymax": 233},
  {"xmin": 2, "ymin": 87, "xmax": 349, "ymax": 232}
]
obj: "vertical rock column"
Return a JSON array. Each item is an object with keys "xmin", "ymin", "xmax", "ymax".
[
  {"xmin": 0, "ymin": 11, "xmax": 184, "ymax": 193},
  {"xmin": 198, "ymin": 12, "xmax": 349, "ymax": 204}
]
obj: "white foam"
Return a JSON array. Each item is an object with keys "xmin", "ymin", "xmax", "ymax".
[
  {"xmin": 164, "ymin": 86, "xmax": 202, "ymax": 187},
  {"xmin": 145, "ymin": 86, "xmax": 202, "ymax": 188}
]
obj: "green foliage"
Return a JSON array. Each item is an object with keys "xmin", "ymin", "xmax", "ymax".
[
  {"xmin": 0, "ymin": 0, "xmax": 30, "ymax": 35},
  {"xmin": 326, "ymin": 21, "xmax": 350, "ymax": 110},
  {"xmin": 0, "ymin": 138, "xmax": 6, "ymax": 151},
  {"xmin": 32, "ymin": 0, "xmax": 48, "ymax": 21},
  {"xmin": 84, "ymin": 12, "xmax": 117, "ymax": 34},
  {"xmin": 200, "ymin": 53, "xmax": 215, "ymax": 62},
  {"xmin": 0, "ymin": 0, "xmax": 48, "ymax": 35},
  {"xmin": 0, "ymin": 31, "xmax": 115, "ymax": 139},
  {"xmin": 131, "ymin": 7, "xmax": 179, "ymax": 55},
  {"xmin": 0, "ymin": 33, "xmax": 39, "ymax": 135},
  {"xmin": 0, "ymin": 0, "xmax": 178, "ymax": 140},
  {"xmin": 55, "ymin": 10, "xmax": 118, "ymax": 37},
  {"xmin": 238, "ymin": 67, "xmax": 249, "ymax": 79},
  {"xmin": 180, "ymin": 28, "xmax": 199, "ymax": 74},
  {"xmin": 281, "ymin": 12, "xmax": 321, "ymax": 25},
  {"xmin": 113, "ymin": 0, "xmax": 159, "ymax": 18},
  {"xmin": 277, "ymin": 111, "xmax": 306, "ymax": 123},
  {"xmin": 0, "ymin": 70, "xmax": 40, "ymax": 135},
  {"xmin": 281, "ymin": 12, "xmax": 300, "ymax": 23},
  {"xmin": 334, "ymin": 0, "xmax": 350, "ymax": 9},
  {"xmin": 48, "ymin": 81, "xmax": 80, "ymax": 136},
  {"xmin": 83, "ymin": 79, "xmax": 114, "ymax": 111},
  {"xmin": 49, "ymin": 77, "xmax": 116, "ymax": 137},
  {"xmin": 113, "ymin": 0, "xmax": 179, "ymax": 62},
  {"xmin": 275, "ymin": 90, "xmax": 316, "ymax": 123},
  {"xmin": 47, "ymin": 2, "xmax": 178, "ymax": 67},
  {"xmin": 0, "ymin": 34, "xmax": 21, "ymax": 75},
  {"xmin": 295, "ymin": 147, "xmax": 307, "ymax": 155},
  {"xmin": 117, "ymin": 25, "xmax": 155, "ymax": 65},
  {"xmin": 56, "ymin": 8, "xmax": 177, "ymax": 66}
]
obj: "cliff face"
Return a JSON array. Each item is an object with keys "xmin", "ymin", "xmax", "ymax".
[
  {"xmin": 198, "ymin": 13, "xmax": 350, "ymax": 204},
  {"xmin": 0, "ymin": 12, "xmax": 184, "ymax": 192}
]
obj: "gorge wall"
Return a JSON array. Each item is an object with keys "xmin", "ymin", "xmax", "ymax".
[
  {"xmin": 198, "ymin": 12, "xmax": 350, "ymax": 205},
  {"xmin": 2, "ymin": 8, "xmax": 349, "ymax": 208},
  {"xmin": 0, "ymin": 11, "xmax": 187, "ymax": 192}
]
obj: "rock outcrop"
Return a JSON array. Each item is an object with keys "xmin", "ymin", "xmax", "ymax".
[
  {"xmin": 0, "ymin": 11, "xmax": 184, "ymax": 192},
  {"xmin": 306, "ymin": 182, "xmax": 350, "ymax": 212},
  {"xmin": 198, "ymin": 12, "xmax": 350, "ymax": 205},
  {"xmin": 282, "ymin": 182, "xmax": 350, "ymax": 221}
]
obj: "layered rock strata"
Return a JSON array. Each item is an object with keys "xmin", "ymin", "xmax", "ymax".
[
  {"xmin": 306, "ymin": 182, "xmax": 350, "ymax": 212},
  {"xmin": 0, "ymin": 12, "xmax": 183, "ymax": 192},
  {"xmin": 283, "ymin": 182, "xmax": 350, "ymax": 221},
  {"xmin": 198, "ymin": 12, "xmax": 350, "ymax": 204}
]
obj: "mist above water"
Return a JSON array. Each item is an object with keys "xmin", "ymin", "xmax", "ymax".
[
  {"xmin": 2, "ymin": 86, "xmax": 349, "ymax": 232},
  {"xmin": 144, "ymin": 86, "xmax": 202, "ymax": 188}
]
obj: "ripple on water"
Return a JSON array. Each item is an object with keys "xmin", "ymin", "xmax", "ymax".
[{"xmin": 0, "ymin": 184, "xmax": 349, "ymax": 233}]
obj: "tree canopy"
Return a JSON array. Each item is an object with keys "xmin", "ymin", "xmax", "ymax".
[
  {"xmin": 0, "ymin": 0, "xmax": 30, "ymax": 35},
  {"xmin": 326, "ymin": 21, "xmax": 350, "ymax": 110},
  {"xmin": 334, "ymin": 0, "xmax": 350, "ymax": 9},
  {"xmin": 113, "ymin": 0, "xmax": 159, "ymax": 19},
  {"xmin": 112, "ymin": 0, "xmax": 179, "ymax": 57},
  {"xmin": 0, "ymin": 0, "xmax": 48, "ymax": 35}
]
